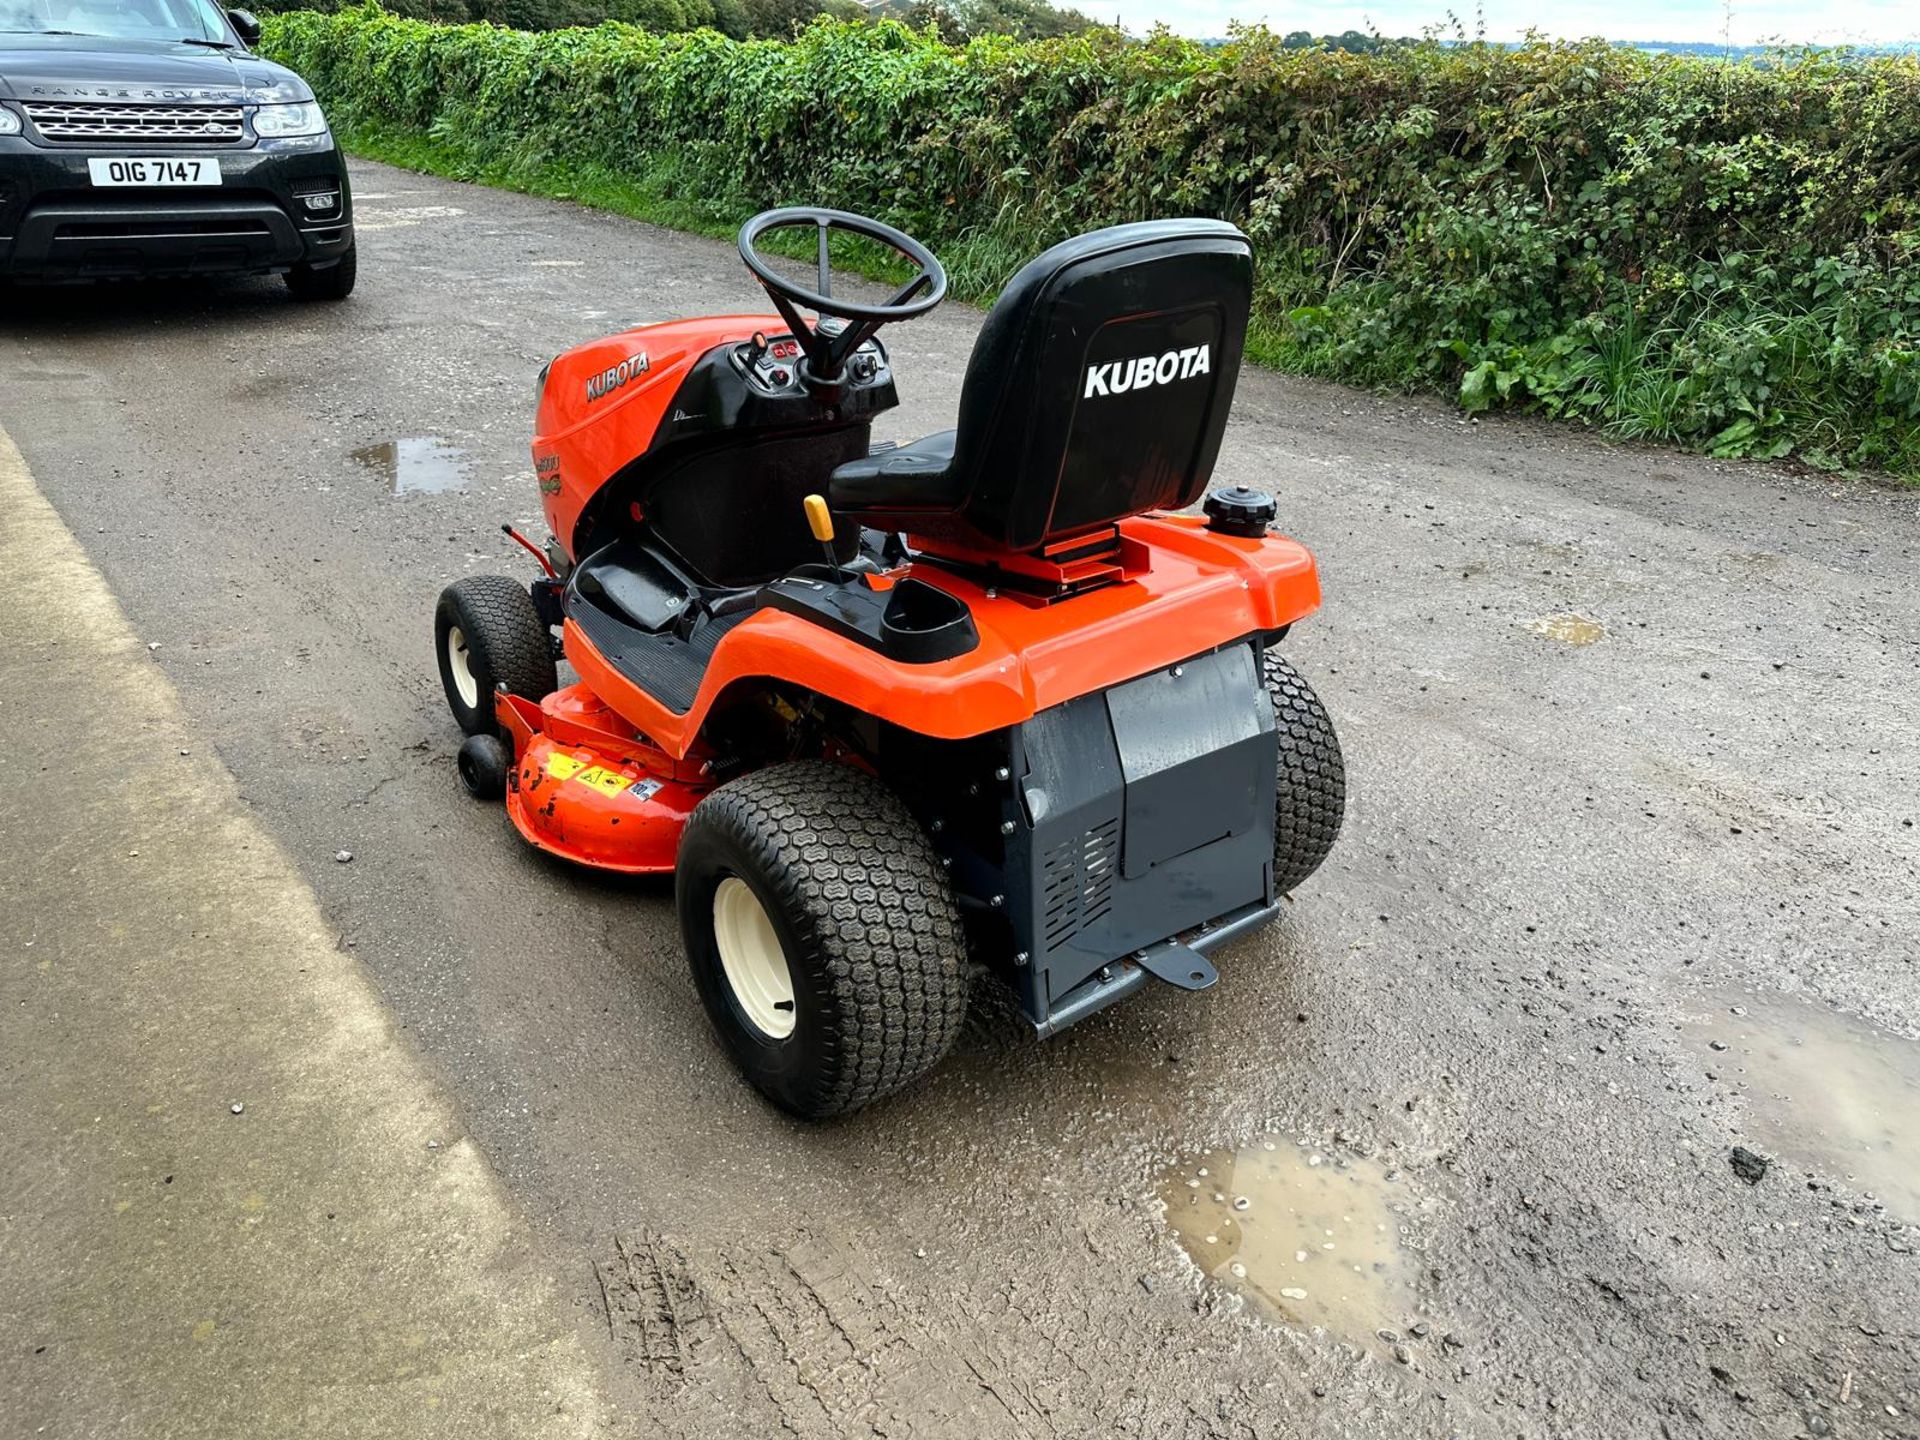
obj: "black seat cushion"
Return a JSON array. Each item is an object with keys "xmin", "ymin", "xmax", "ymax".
[
  {"xmin": 829, "ymin": 219, "xmax": 1252, "ymax": 552},
  {"xmin": 827, "ymin": 430, "xmax": 963, "ymax": 513}
]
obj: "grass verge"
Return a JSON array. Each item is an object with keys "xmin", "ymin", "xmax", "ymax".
[
  {"xmin": 338, "ymin": 119, "xmax": 1918, "ymax": 483},
  {"xmin": 344, "ymin": 121, "xmax": 1319, "ymax": 414}
]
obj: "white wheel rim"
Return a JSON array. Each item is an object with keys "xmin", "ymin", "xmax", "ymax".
[
  {"xmin": 446, "ymin": 624, "xmax": 479, "ymax": 708},
  {"xmin": 712, "ymin": 877, "xmax": 796, "ymax": 1040}
]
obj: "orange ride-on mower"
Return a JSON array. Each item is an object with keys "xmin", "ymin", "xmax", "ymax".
[{"xmin": 435, "ymin": 209, "xmax": 1345, "ymax": 1119}]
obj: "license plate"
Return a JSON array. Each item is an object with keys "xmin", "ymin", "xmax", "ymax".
[{"xmin": 87, "ymin": 157, "xmax": 222, "ymax": 187}]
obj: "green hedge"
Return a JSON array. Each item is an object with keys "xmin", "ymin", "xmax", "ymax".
[
  {"xmin": 245, "ymin": 0, "xmax": 858, "ymax": 42},
  {"xmin": 267, "ymin": 7, "xmax": 1920, "ymax": 473}
]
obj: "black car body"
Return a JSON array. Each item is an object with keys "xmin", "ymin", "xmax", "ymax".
[{"xmin": 0, "ymin": 2, "xmax": 353, "ymax": 296}]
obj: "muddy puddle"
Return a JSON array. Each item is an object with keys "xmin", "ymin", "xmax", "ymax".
[
  {"xmin": 1526, "ymin": 612, "xmax": 1606, "ymax": 646},
  {"xmin": 1686, "ymin": 991, "xmax": 1920, "ymax": 1218},
  {"xmin": 1159, "ymin": 1139, "xmax": 1417, "ymax": 1346},
  {"xmin": 351, "ymin": 436, "xmax": 471, "ymax": 495}
]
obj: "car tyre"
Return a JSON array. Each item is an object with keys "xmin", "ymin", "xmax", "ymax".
[
  {"xmin": 677, "ymin": 760, "xmax": 970, "ymax": 1120},
  {"xmin": 286, "ymin": 243, "xmax": 356, "ymax": 301}
]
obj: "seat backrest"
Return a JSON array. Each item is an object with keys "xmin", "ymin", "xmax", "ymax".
[{"xmin": 919, "ymin": 219, "xmax": 1252, "ymax": 552}]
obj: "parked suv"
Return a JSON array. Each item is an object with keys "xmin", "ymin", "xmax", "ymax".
[{"xmin": 0, "ymin": 0, "xmax": 354, "ymax": 298}]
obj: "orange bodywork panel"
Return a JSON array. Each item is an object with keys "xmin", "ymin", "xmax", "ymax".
[
  {"xmin": 496, "ymin": 686, "xmax": 709, "ymax": 874},
  {"xmin": 534, "ymin": 314, "xmax": 787, "ymax": 560},
  {"xmin": 564, "ymin": 513, "xmax": 1321, "ymax": 758}
]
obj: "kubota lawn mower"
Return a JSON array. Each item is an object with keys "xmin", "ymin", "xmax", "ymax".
[{"xmin": 435, "ymin": 208, "xmax": 1345, "ymax": 1119}]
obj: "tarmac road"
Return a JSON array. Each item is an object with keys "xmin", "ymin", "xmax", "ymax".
[{"xmin": 3, "ymin": 158, "xmax": 1918, "ymax": 1438}]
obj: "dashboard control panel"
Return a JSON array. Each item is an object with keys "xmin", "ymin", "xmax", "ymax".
[{"xmin": 734, "ymin": 331, "xmax": 890, "ymax": 394}]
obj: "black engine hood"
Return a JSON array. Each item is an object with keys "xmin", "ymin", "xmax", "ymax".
[{"xmin": 0, "ymin": 35, "xmax": 311, "ymax": 104}]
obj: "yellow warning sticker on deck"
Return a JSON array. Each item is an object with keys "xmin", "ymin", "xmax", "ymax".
[
  {"xmin": 574, "ymin": 766, "xmax": 630, "ymax": 797},
  {"xmin": 545, "ymin": 753, "xmax": 587, "ymax": 781}
]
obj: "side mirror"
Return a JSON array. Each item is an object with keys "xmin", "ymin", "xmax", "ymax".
[{"xmin": 227, "ymin": 8, "xmax": 262, "ymax": 45}]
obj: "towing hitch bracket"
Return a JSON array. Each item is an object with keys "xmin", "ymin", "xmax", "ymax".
[{"xmin": 1134, "ymin": 940, "xmax": 1219, "ymax": 992}]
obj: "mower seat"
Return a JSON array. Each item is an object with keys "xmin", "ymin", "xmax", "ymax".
[
  {"xmin": 829, "ymin": 218, "xmax": 1252, "ymax": 553},
  {"xmin": 833, "ymin": 430, "xmax": 962, "ymax": 511}
]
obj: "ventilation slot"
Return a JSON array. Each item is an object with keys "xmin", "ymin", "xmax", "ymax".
[
  {"xmin": 1040, "ymin": 817, "xmax": 1120, "ymax": 951},
  {"xmin": 1081, "ymin": 819, "xmax": 1117, "ymax": 927}
]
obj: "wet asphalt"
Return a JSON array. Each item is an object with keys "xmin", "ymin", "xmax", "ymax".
[{"xmin": 3, "ymin": 159, "xmax": 1917, "ymax": 1438}]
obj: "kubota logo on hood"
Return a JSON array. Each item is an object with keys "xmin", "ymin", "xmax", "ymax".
[
  {"xmin": 585, "ymin": 353, "xmax": 649, "ymax": 402},
  {"xmin": 1083, "ymin": 344, "xmax": 1210, "ymax": 399}
]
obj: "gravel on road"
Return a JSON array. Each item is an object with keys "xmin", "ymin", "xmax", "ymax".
[{"xmin": 2, "ymin": 158, "xmax": 1915, "ymax": 1438}]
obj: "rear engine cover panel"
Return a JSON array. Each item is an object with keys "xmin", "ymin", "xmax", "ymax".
[
  {"xmin": 1105, "ymin": 644, "xmax": 1271, "ymax": 876},
  {"xmin": 1006, "ymin": 641, "xmax": 1276, "ymax": 1023}
]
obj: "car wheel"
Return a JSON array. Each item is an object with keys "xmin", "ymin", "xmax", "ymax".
[{"xmin": 286, "ymin": 243, "xmax": 356, "ymax": 301}]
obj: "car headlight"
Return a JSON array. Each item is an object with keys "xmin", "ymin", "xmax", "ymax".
[
  {"xmin": 0, "ymin": 108, "xmax": 22, "ymax": 137},
  {"xmin": 253, "ymin": 101, "xmax": 327, "ymax": 138}
]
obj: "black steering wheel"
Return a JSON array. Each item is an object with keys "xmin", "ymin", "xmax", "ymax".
[{"xmin": 737, "ymin": 207, "xmax": 947, "ymax": 387}]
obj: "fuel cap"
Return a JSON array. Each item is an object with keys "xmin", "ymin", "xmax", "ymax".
[{"xmin": 1203, "ymin": 486, "xmax": 1277, "ymax": 537}]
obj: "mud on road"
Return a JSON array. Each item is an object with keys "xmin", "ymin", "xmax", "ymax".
[{"xmin": 3, "ymin": 160, "xmax": 1917, "ymax": 1438}]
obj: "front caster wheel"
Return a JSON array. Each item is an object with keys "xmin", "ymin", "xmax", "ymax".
[
  {"xmin": 676, "ymin": 760, "xmax": 970, "ymax": 1120},
  {"xmin": 457, "ymin": 733, "xmax": 509, "ymax": 800},
  {"xmin": 434, "ymin": 575, "xmax": 556, "ymax": 737}
]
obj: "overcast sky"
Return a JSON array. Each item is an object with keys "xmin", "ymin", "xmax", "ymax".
[{"xmin": 1104, "ymin": 0, "xmax": 1919, "ymax": 44}]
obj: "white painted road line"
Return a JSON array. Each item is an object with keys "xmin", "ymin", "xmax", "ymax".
[{"xmin": 0, "ymin": 425, "xmax": 608, "ymax": 1438}]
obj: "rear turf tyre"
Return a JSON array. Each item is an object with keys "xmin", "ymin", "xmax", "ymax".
[
  {"xmin": 434, "ymin": 575, "xmax": 556, "ymax": 738},
  {"xmin": 286, "ymin": 244, "xmax": 356, "ymax": 301},
  {"xmin": 1264, "ymin": 651, "xmax": 1346, "ymax": 894},
  {"xmin": 676, "ymin": 760, "xmax": 970, "ymax": 1120}
]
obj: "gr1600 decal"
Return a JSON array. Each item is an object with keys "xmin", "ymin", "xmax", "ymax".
[{"xmin": 1083, "ymin": 344, "xmax": 1211, "ymax": 399}]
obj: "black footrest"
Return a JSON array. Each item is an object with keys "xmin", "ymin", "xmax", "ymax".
[{"xmin": 567, "ymin": 598, "xmax": 748, "ymax": 715}]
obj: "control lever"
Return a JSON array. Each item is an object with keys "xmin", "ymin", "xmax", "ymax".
[{"xmin": 803, "ymin": 494, "xmax": 845, "ymax": 581}]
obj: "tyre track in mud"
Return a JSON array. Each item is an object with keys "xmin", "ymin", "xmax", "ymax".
[{"xmin": 593, "ymin": 1223, "xmax": 1331, "ymax": 1439}]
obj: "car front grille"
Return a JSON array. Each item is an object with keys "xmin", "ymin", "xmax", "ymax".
[{"xmin": 23, "ymin": 103, "xmax": 246, "ymax": 145}]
